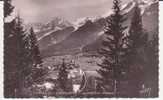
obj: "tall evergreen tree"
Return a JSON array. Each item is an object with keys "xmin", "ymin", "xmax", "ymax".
[
  {"xmin": 21, "ymin": 31, "xmax": 34, "ymax": 87},
  {"xmin": 128, "ymin": 5, "xmax": 147, "ymax": 49},
  {"xmin": 14, "ymin": 15, "xmax": 29, "ymax": 96},
  {"xmin": 4, "ymin": 0, "xmax": 45, "ymax": 97},
  {"xmin": 28, "ymin": 27, "xmax": 47, "ymax": 81},
  {"xmin": 4, "ymin": 0, "xmax": 14, "ymax": 17},
  {"xmin": 4, "ymin": 0, "xmax": 21, "ymax": 97},
  {"xmin": 126, "ymin": 4, "xmax": 148, "ymax": 97},
  {"xmin": 29, "ymin": 27, "xmax": 42, "ymax": 66},
  {"xmin": 57, "ymin": 59, "xmax": 69, "ymax": 92},
  {"xmin": 144, "ymin": 34, "xmax": 159, "ymax": 97},
  {"xmin": 4, "ymin": 12, "xmax": 29, "ymax": 97},
  {"xmin": 96, "ymin": 0, "xmax": 127, "ymax": 96},
  {"xmin": 4, "ymin": 19, "xmax": 17, "ymax": 98}
]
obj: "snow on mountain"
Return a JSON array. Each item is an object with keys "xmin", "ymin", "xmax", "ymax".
[
  {"xmin": 102, "ymin": 1, "xmax": 135, "ymax": 17},
  {"xmin": 45, "ymin": 17, "xmax": 72, "ymax": 29},
  {"xmin": 39, "ymin": 0, "xmax": 158, "ymax": 57},
  {"xmin": 133, "ymin": 0, "xmax": 158, "ymax": 14},
  {"xmin": 122, "ymin": 1, "xmax": 136, "ymax": 14},
  {"xmin": 102, "ymin": 11, "xmax": 113, "ymax": 18},
  {"xmin": 28, "ymin": 17, "xmax": 73, "ymax": 39},
  {"xmin": 72, "ymin": 18, "xmax": 87, "ymax": 30},
  {"xmin": 72, "ymin": 16, "xmax": 101, "ymax": 30},
  {"xmin": 97, "ymin": 31, "xmax": 104, "ymax": 36},
  {"xmin": 121, "ymin": 0, "xmax": 157, "ymax": 15},
  {"xmin": 82, "ymin": 0, "xmax": 158, "ymax": 54},
  {"xmin": 38, "ymin": 26, "xmax": 75, "ymax": 51},
  {"xmin": 73, "ymin": 0, "xmax": 148, "ymax": 31},
  {"xmin": 103, "ymin": 0, "xmax": 158, "ymax": 17},
  {"xmin": 134, "ymin": 0, "xmax": 158, "ymax": 5},
  {"xmin": 38, "ymin": 26, "xmax": 62, "ymax": 41}
]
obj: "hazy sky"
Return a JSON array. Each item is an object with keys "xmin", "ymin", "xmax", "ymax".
[{"xmin": 12, "ymin": 0, "xmax": 129, "ymax": 23}]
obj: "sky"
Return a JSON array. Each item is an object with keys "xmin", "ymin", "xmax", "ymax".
[{"xmin": 12, "ymin": 0, "xmax": 129, "ymax": 23}]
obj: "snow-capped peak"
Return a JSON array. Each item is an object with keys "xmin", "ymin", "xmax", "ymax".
[
  {"xmin": 72, "ymin": 17, "xmax": 88, "ymax": 29},
  {"xmin": 121, "ymin": 0, "xmax": 158, "ymax": 15},
  {"xmin": 38, "ymin": 28, "xmax": 61, "ymax": 41},
  {"xmin": 45, "ymin": 17, "xmax": 72, "ymax": 29},
  {"xmin": 134, "ymin": 0, "xmax": 158, "ymax": 14},
  {"xmin": 72, "ymin": 0, "xmax": 158, "ymax": 32},
  {"xmin": 102, "ymin": 10, "xmax": 113, "ymax": 18},
  {"xmin": 133, "ymin": 0, "xmax": 158, "ymax": 5},
  {"xmin": 72, "ymin": 16, "xmax": 100, "ymax": 30},
  {"xmin": 102, "ymin": 0, "xmax": 136, "ymax": 17},
  {"xmin": 122, "ymin": 1, "xmax": 136, "ymax": 14}
]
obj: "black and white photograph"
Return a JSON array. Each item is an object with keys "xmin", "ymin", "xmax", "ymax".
[{"xmin": 4, "ymin": 0, "xmax": 159, "ymax": 98}]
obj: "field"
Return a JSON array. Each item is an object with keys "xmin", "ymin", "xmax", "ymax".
[{"xmin": 42, "ymin": 54, "xmax": 102, "ymax": 72}]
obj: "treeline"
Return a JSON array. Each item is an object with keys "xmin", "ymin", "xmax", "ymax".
[
  {"xmin": 96, "ymin": 0, "xmax": 158, "ymax": 97},
  {"xmin": 4, "ymin": 0, "xmax": 47, "ymax": 98}
]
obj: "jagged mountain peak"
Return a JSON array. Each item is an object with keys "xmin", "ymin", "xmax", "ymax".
[
  {"xmin": 39, "ymin": 0, "xmax": 158, "ymax": 57},
  {"xmin": 132, "ymin": 0, "xmax": 158, "ymax": 8},
  {"xmin": 73, "ymin": 0, "xmax": 157, "ymax": 30},
  {"xmin": 46, "ymin": 17, "xmax": 72, "ymax": 28},
  {"xmin": 72, "ymin": 16, "xmax": 101, "ymax": 30}
]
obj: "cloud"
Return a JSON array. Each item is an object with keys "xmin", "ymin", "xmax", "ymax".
[{"xmin": 12, "ymin": 0, "xmax": 128, "ymax": 23}]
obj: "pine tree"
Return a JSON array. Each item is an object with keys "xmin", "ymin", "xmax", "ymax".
[
  {"xmin": 96, "ymin": 0, "xmax": 127, "ymax": 96},
  {"xmin": 144, "ymin": 34, "xmax": 158, "ymax": 97},
  {"xmin": 29, "ymin": 27, "xmax": 42, "ymax": 66},
  {"xmin": 4, "ymin": 12, "xmax": 29, "ymax": 97},
  {"xmin": 21, "ymin": 31, "xmax": 33, "ymax": 87},
  {"xmin": 4, "ymin": 0, "xmax": 14, "ymax": 17},
  {"xmin": 4, "ymin": 20, "xmax": 17, "ymax": 98},
  {"xmin": 4, "ymin": 0, "xmax": 20, "ymax": 97},
  {"xmin": 14, "ymin": 16, "xmax": 29, "ymax": 96},
  {"xmin": 57, "ymin": 59, "xmax": 69, "ymax": 92},
  {"xmin": 128, "ymin": 5, "xmax": 148, "ymax": 49},
  {"xmin": 15, "ymin": 17, "xmax": 38, "ymax": 92},
  {"xmin": 28, "ymin": 27, "xmax": 47, "ymax": 81},
  {"xmin": 4, "ymin": 0, "xmax": 44, "ymax": 97},
  {"xmin": 126, "ymin": 4, "xmax": 148, "ymax": 97}
]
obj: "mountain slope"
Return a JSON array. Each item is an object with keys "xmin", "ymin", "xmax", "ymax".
[
  {"xmin": 38, "ymin": 26, "xmax": 75, "ymax": 51},
  {"xmin": 40, "ymin": 0, "xmax": 158, "ymax": 57},
  {"xmin": 41, "ymin": 20, "xmax": 104, "ymax": 57},
  {"xmin": 83, "ymin": 0, "xmax": 158, "ymax": 54}
]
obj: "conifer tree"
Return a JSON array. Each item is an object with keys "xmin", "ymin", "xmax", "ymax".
[
  {"xmin": 28, "ymin": 27, "xmax": 47, "ymax": 81},
  {"xmin": 4, "ymin": 0, "xmax": 21, "ymax": 97},
  {"xmin": 15, "ymin": 17, "xmax": 37, "ymax": 92},
  {"xmin": 57, "ymin": 59, "xmax": 69, "ymax": 92},
  {"xmin": 144, "ymin": 34, "xmax": 158, "ymax": 97},
  {"xmin": 4, "ymin": 20, "xmax": 17, "ymax": 98},
  {"xmin": 126, "ymin": 4, "xmax": 148, "ymax": 97},
  {"xmin": 21, "ymin": 31, "xmax": 33, "ymax": 86},
  {"xmin": 4, "ymin": 0, "xmax": 14, "ymax": 17},
  {"xmin": 4, "ymin": 12, "xmax": 29, "ymax": 97},
  {"xmin": 96, "ymin": 0, "xmax": 127, "ymax": 96},
  {"xmin": 4, "ymin": 0, "xmax": 44, "ymax": 97},
  {"xmin": 29, "ymin": 27, "xmax": 42, "ymax": 66},
  {"xmin": 4, "ymin": 20, "xmax": 16, "ymax": 97},
  {"xmin": 14, "ymin": 16, "xmax": 30, "ymax": 96},
  {"xmin": 128, "ymin": 5, "xmax": 148, "ymax": 49}
]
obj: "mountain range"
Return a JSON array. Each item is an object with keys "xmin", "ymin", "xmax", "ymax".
[{"xmin": 31, "ymin": 0, "xmax": 158, "ymax": 57}]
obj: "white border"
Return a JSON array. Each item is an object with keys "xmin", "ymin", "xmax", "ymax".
[
  {"xmin": 0, "ymin": 1, "xmax": 162, "ymax": 100},
  {"xmin": 0, "ymin": 1, "xmax": 3, "ymax": 99},
  {"xmin": 158, "ymin": 1, "xmax": 163, "ymax": 99}
]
